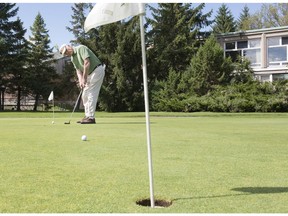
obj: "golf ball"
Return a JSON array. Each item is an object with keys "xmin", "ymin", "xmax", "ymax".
[
  {"xmin": 52, "ymin": 121, "xmax": 55, "ymax": 124},
  {"xmin": 81, "ymin": 135, "xmax": 87, "ymax": 141}
]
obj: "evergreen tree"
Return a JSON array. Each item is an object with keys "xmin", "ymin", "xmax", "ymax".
[
  {"xmin": 109, "ymin": 18, "xmax": 144, "ymax": 111},
  {"xmin": 95, "ymin": 23, "xmax": 121, "ymax": 111},
  {"xmin": 27, "ymin": 13, "xmax": 57, "ymax": 111},
  {"xmin": 213, "ymin": 4, "xmax": 236, "ymax": 34},
  {"xmin": 0, "ymin": 3, "xmax": 19, "ymax": 110},
  {"xmin": 6, "ymin": 17, "xmax": 28, "ymax": 111},
  {"xmin": 180, "ymin": 35, "xmax": 233, "ymax": 96},
  {"xmin": 147, "ymin": 3, "xmax": 213, "ymax": 80},
  {"xmin": 151, "ymin": 36, "xmax": 234, "ymax": 111},
  {"xmin": 0, "ymin": 3, "xmax": 18, "ymax": 76},
  {"xmin": 237, "ymin": 5, "xmax": 252, "ymax": 31},
  {"xmin": 0, "ymin": 3, "xmax": 28, "ymax": 111},
  {"xmin": 67, "ymin": 3, "xmax": 93, "ymax": 45}
]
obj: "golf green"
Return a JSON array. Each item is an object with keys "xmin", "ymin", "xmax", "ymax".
[{"xmin": 1, "ymin": 112, "xmax": 288, "ymax": 213}]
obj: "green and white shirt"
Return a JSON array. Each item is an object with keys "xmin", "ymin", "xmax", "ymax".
[{"xmin": 71, "ymin": 45, "xmax": 101, "ymax": 74}]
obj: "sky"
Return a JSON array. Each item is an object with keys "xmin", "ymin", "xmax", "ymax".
[{"xmin": 14, "ymin": 2, "xmax": 264, "ymax": 52}]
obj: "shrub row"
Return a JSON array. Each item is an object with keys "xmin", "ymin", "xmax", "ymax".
[{"xmin": 151, "ymin": 82, "xmax": 288, "ymax": 112}]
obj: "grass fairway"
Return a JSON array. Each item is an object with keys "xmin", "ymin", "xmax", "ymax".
[{"xmin": 1, "ymin": 111, "xmax": 288, "ymax": 213}]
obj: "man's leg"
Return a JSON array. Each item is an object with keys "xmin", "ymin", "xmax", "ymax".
[{"xmin": 81, "ymin": 66, "xmax": 105, "ymax": 123}]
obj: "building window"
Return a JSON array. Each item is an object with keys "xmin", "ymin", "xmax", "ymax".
[
  {"xmin": 249, "ymin": 39, "xmax": 260, "ymax": 48},
  {"xmin": 273, "ymin": 73, "xmax": 288, "ymax": 81},
  {"xmin": 243, "ymin": 49, "xmax": 261, "ymax": 67},
  {"xmin": 225, "ymin": 39, "xmax": 261, "ymax": 67},
  {"xmin": 226, "ymin": 50, "xmax": 241, "ymax": 62},
  {"xmin": 267, "ymin": 36, "xmax": 288, "ymax": 67},
  {"xmin": 282, "ymin": 37, "xmax": 288, "ymax": 45},
  {"xmin": 238, "ymin": 41, "xmax": 248, "ymax": 49},
  {"xmin": 267, "ymin": 37, "xmax": 280, "ymax": 46},
  {"xmin": 268, "ymin": 47, "xmax": 286, "ymax": 62},
  {"xmin": 226, "ymin": 42, "xmax": 235, "ymax": 50}
]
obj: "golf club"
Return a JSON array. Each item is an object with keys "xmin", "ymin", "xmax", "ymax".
[{"xmin": 64, "ymin": 89, "xmax": 83, "ymax": 124}]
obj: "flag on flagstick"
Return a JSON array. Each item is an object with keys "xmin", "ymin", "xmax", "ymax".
[
  {"xmin": 85, "ymin": 3, "xmax": 155, "ymax": 208},
  {"xmin": 48, "ymin": 91, "xmax": 54, "ymax": 101},
  {"xmin": 48, "ymin": 91, "xmax": 55, "ymax": 123},
  {"xmin": 84, "ymin": 3, "xmax": 144, "ymax": 31}
]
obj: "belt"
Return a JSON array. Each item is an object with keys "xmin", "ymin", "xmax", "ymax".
[{"xmin": 90, "ymin": 63, "xmax": 102, "ymax": 74}]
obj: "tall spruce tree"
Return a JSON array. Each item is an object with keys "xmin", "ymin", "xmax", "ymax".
[
  {"xmin": 237, "ymin": 5, "xmax": 252, "ymax": 31},
  {"xmin": 109, "ymin": 18, "xmax": 144, "ymax": 111},
  {"xmin": 95, "ymin": 23, "xmax": 121, "ymax": 111},
  {"xmin": 0, "ymin": 3, "xmax": 18, "ymax": 78},
  {"xmin": 67, "ymin": 3, "xmax": 93, "ymax": 45},
  {"xmin": 27, "ymin": 13, "xmax": 56, "ymax": 111},
  {"xmin": 213, "ymin": 4, "xmax": 236, "ymax": 34},
  {"xmin": 147, "ymin": 3, "xmax": 212, "ymax": 80},
  {"xmin": 0, "ymin": 3, "xmax": 18, "ymax": 109},
  {"xmin": 0, "ymin": 3, "xmax": 28, "ymax": 111},
  {"xmin": 180, "ymin": 35, "xmax": 233, "ymax": 96},
  {"xmin": 6, "ymin": 17, "xmax": 28, "ymax": 111}
]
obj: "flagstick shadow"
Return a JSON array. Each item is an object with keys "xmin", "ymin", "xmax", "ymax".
[
  {"xmin": 99, "ymin": 122, "xmax": 155, "ymax": 125},
  {"xmin": 172, "ymin": 193, "xmax": 248, "ymax": 201},
  {"xmin": 173, "ymin": 187, "xmax": 288, "ymax": 202}
]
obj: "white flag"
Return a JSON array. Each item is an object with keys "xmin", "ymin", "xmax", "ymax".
[
  {"xmin": 48, "ymin": 91, "xmax": 54, "ymax": 101},
  {"xmin": 84, "ymin": 3, "xmax": 145, "ymax": 32}
]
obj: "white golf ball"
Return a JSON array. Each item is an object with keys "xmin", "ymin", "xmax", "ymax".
[
  {"xmin": 52, "ymin": 121, "xmax": 55, "ymax": 124},
  {"xmin": 81, "ymin": 135, "xmax": 87, "ymax": 141}
]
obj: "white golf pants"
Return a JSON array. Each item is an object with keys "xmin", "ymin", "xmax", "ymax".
[{"xmin": 82, "ymin": 65, "xmax": 105, "ymax": 118}]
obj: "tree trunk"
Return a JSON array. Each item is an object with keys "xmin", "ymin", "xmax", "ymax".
[
  {"xmin": 0, "ymin": 88, "xmax": 5, "ymax": 111},
  {"xmin": 33, "ymin": 93, "xmax": 39, "ymax": 111},
  {"xmin": 17, "ymin": 85, "xmax": 21, "ymax": 111}
]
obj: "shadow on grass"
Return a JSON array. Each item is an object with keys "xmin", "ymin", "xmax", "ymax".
[
  {"xmin": 231, "ymin": 187, "xmax": 288, "ymax": 194},
  {"xmin": 173, "ymin": 193, "xmax": 246, "ymax": 201},
  {"xmin": 99, "ymin": 122, "xmax": 155, "ymax": 125},
  {"xmin": 173, "ymin": 187, "xmax": 288, "ymax": 202}
]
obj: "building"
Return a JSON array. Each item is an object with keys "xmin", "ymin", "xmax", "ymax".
[
  {"xmin": 216, "ymin": 26, "xmax": 288, "ymax": 82},
  {"xmin": 0, "ymin": 52, "xmax": 71, "ymax": 111},
  {"xmin": 52, "ymin": 52, "xmax": 70, "ymax": 74}
]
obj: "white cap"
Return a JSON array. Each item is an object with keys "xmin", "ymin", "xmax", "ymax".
[{"xmin": 59, "ymin": 44, "xmax": 67, "ymax": 56}]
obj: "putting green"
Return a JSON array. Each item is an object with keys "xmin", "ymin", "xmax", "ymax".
[{"xmin": 1, "ymin": 112, "xmax": 288, "ymax": 213}]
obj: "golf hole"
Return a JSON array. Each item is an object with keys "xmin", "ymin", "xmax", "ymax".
[{"xmin": 136, "ymin": 199, "xmax": 172, "ymax": 208}]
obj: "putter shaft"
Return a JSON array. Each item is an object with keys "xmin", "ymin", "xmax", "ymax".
[{"xmin": 65, "ymin": 90, "xmax": 82, "ymax": 124}]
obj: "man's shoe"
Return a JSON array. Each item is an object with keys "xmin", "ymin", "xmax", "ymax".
[
  {"xmin": 77, "ymin": 117, "xmax": 88, "ymax": 123},
  {"xmin": 81, "ymin": 118, "xmax": 96, "ymax": 124}
]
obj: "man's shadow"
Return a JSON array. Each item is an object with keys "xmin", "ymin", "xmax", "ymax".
[{"xmin": 173, "ymin": 187, "xmax": 288, "ymax": 201}]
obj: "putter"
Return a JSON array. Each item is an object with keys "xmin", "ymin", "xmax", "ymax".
[{"xmin": 64, "ymin": 89, "xmax": 83, "ymax": 124}]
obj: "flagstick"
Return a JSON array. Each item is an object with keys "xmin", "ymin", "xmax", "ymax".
[
  {"xmin": 52, "ymin": 98, "xmax": 55, "ymax": 122},
  {"xmin": 139, "ymin": 9, "xmax": 155, "ymax": 208}
]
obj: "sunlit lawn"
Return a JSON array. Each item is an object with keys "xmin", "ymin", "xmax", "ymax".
[{"xmin": 1, "ymin": 111, "xmax": 288, "ymax": 213}]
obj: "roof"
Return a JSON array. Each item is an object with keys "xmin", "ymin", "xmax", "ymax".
[
  {"xmin": 53, "ymin": 52, "xmax": 64, "ymax": 60},
  {"xmin": 217, "ymin": 25, "xmax": 288, "ymax": 37}
]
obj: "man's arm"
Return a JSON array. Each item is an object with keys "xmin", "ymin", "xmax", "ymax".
[
  {"xmin": 82, "ymin": 58, "xmax": 90, "ymax": 87},
  {"xmin": 76, "ymin": 58, "xmax": 90, "ymax": 89}
]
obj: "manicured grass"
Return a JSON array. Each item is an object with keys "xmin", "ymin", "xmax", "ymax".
[{"xmin": 1, "ymin": 112, "xmax": 288, "ymax": 213}]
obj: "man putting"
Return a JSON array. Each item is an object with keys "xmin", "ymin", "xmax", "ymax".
[{"xmin": 60, "ymin": 44, "xmax": 105, "ymax": 124}]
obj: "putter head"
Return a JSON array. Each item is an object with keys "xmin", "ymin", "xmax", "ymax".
[{"xmin": 64, "ymin": 121, "xmax": 70, "ymax": 124}]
